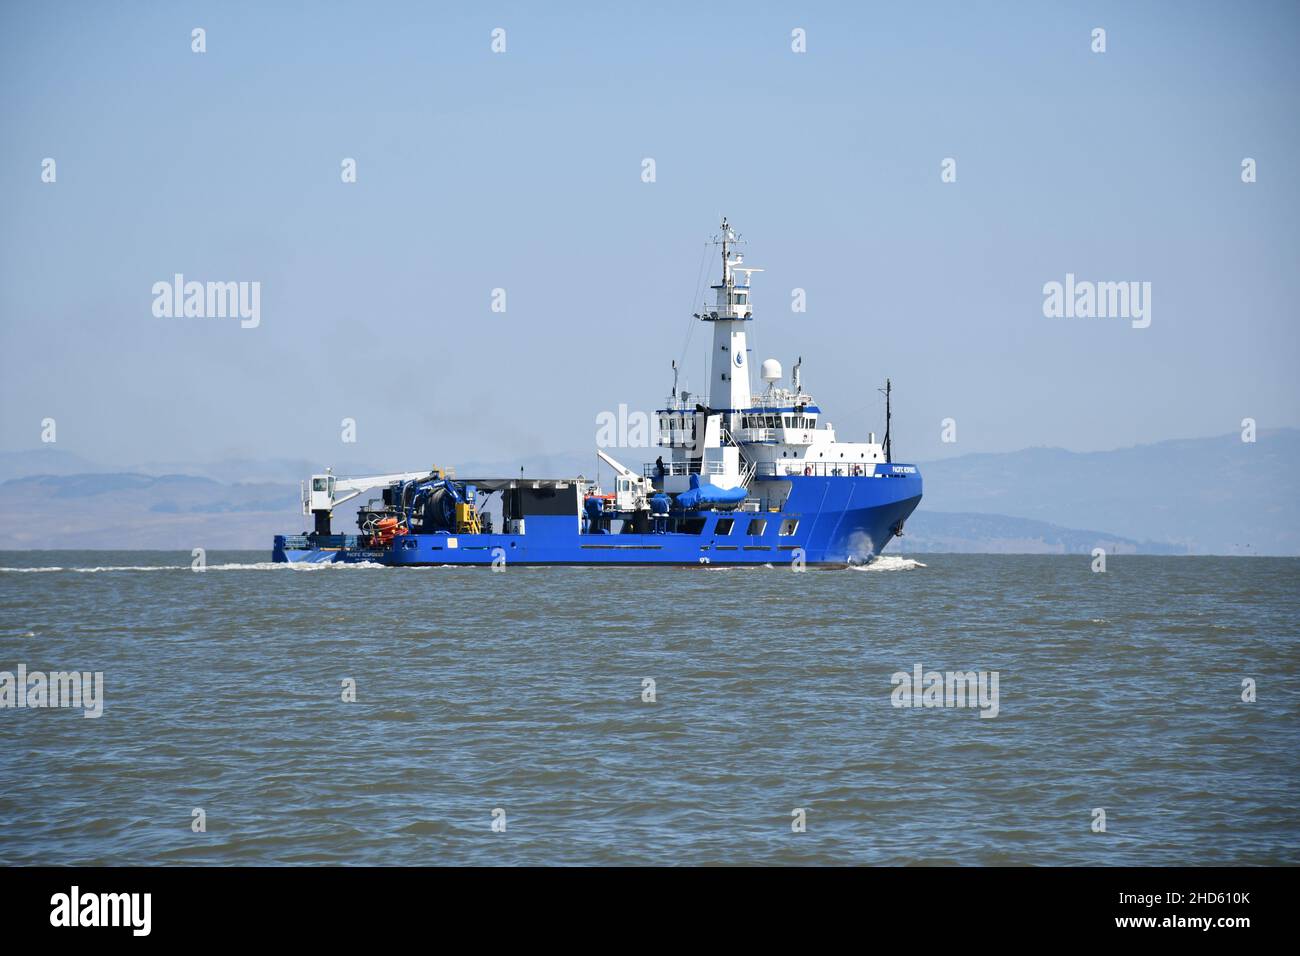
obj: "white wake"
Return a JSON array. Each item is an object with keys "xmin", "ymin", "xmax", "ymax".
[
  {"xmin": 851, "ymin": 555, "xmax": 927, "ymax": 571},
  {"xmin": 0, "ymin": 561, "xmax": 388, "ymax": 573}
]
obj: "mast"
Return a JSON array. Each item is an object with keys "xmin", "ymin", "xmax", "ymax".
[
  {"xmin": 720, "ymin": 217, "xmax": 729, "ymax": 283},
  {"xmin": 883, "ymin": 378, "xmax": 893, "ymax": 463}
]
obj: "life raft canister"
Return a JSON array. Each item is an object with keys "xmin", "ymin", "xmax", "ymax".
[{"xmin": 373, "ymin": 516, "xmax": 406, "ymax": 544}]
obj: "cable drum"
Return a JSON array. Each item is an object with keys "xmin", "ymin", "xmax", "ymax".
[{"xmin": 422, "ymin": 487, "xmax": 456, "ymax": 530}]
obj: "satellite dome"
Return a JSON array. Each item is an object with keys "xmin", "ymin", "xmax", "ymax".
[{"xmin": 760, "ymin": 358, "xmax": 782, "ymax": 383}]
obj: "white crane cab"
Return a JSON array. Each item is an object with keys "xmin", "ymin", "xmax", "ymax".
[{"xmin": 306, "ymin": 473, "xmax": 337, "ymax": 515}]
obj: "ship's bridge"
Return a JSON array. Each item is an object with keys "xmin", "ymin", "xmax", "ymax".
[
  {"xmin": 654, "ymin": 397, "xmax": 823, "ymax": 448},
  {"xmin": 734, "ymin": 402, "xmax": 821, "ymax": 445},
  {"xmin": 733, "ymin": 366, "xmax": 821, "ymax": 445}
]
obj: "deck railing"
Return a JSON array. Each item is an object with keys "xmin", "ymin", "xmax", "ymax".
[
  {"xmin": 643, "ymin": 460, "xmax": 727, "ymax": 478},
  {"xmin": 276, "ymin": 533, "xmax": 373, "ymax": 550},
  {"xmin": 754, "ymin": 460, "xmax": 878, "ymax": 478}
]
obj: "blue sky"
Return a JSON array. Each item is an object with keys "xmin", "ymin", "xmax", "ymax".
[{"xmin": 2, "ymin": 0, "xmax": 1297, "ymax": 471}]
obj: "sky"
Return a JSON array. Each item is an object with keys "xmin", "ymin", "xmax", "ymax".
[{"xmin": 1, "ymin": 0, "xmax": 1297, "ymax": 473}]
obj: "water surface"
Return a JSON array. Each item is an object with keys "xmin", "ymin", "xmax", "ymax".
[{"xmin": 1, "ymin": 551, "xmax": 1295, "ymax": 865}]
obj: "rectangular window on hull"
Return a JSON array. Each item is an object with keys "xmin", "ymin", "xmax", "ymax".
[
  {"xmin": 714, "ymin": 518, "xmax": 734, "ymax": 535},
  {"xmin": 746, "ymin": 518, "xmax": 767, "ymax": 536},
  {"xmin": 779, "ymin": 519, "xmax": 799, "ymax": 536}
]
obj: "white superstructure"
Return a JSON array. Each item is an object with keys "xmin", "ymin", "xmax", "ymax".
[{"xmin": 653, "ymin": 219, "xmax": 889, "ymax": 493}]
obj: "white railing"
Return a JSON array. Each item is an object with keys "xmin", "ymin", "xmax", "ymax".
[
  {"xmin": 659, "ymin": 398, "xmax": 700, "ymax": 412},
  {"xmin": 643, "ymin": 460, "xmax": 727, "ymax": 478}
]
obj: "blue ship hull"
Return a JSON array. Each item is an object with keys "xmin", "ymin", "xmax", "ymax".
[{"xmin": 273, "ymin": 471, "xmax": 922, "ymax": 567}]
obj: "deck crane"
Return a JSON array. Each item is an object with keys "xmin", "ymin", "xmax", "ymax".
[
  {"xmin": 303, "ymin": 467, "xmax": 433, "ymax": 535},
  {"xmin": 596, "ymin": 450, "xmax": 654, "ymax": 511}
]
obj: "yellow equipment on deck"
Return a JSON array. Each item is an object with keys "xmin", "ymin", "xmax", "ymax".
[{"xmin": 454, "ymin": 502, "xmax": 482, "ymax": 534}]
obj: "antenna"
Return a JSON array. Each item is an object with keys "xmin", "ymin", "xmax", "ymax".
[
  {"xmin": 714, "ymin": 216, "xmax": 745, "ymax": 286},
  {"xmin": 671, "ymin": 359, "xmax": 679, "ymax": 399}
]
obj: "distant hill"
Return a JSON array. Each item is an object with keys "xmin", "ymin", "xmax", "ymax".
[
  {"xmin": 0, "ymin": 474, "xmax": 301, "ymax": 550},
  {"xmin": 0, "ymin": 448, "xmax": 103, "ymax": 481},
  {"xmin": 901, "ymin": 511, "xmax": 1185, "ymax": 555},
  {"xmin": 0, "ymin": 450, "xmax": 595, "ymax": 486},
  {"xmin": 915, "ymin": 429, "xmax": 1298, "ymax": 555}
]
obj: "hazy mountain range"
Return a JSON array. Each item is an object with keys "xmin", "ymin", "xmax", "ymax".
[
  {"xmin": 912, "ymin": 429, "xmax": 1297, "ymax": 555},
  {"xmin": 0, "ymin": 430, "xmax": 1294, "ymax": 554}
]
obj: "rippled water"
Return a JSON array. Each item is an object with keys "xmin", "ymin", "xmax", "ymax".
[{"xmin": 1, "ymin": 551, "xmax": 1296, "ymax": 865}]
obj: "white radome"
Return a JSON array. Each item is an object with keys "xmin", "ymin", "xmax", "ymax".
[{"xmin": 760, "ymin": 358, "xmax": 782, "ymax": 383}]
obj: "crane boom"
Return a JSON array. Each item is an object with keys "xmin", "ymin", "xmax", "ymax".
[
  {"xmin": 330, "ymin": 471, "xmax": 431, "ymax": 503},
  {"xmin": 302, "ymin": 469, "xmax": 433, "ymax": 529},
  {"xmin": 596, "ymin": 450, "xmax": 638, "ymax": 479}
]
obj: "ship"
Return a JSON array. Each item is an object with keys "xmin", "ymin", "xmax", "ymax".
[{"xmin": 272, "ymin": 219, "xmax": 922, "ymax": 567}]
